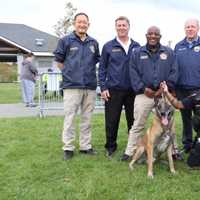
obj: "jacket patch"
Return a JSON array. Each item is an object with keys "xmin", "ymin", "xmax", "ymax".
[
  {"xmin": 140, "ymin": 55, "xmax": 148, "ymax": 59},
  {"xmin": 194, "ymin": 46, "xmax": 200, "ymax": 52},
  {"xmin": 160, "ymin": 53, "xmax": 168, "ymax": 60},
  {"xmin": 178, "ymin": 47, "xmax": 186, "ymax": 51},
  {"xmin": 70, "ymin": 47, "xmax": 79, "ymax": 51},
  {"xmin": 89, "ymin": 45, "xmax": 95, "ymax": 53},
  {"xmin": 112, "ymin": 48, "xmax": 122, "ymax": 52}
]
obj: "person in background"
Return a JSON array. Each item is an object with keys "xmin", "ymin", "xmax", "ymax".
[
  {"xmin": 54, "ymin": 12, "xmax": 100, "ymax": 160},
  {"xmin": 42, "ymin": 68, "xmax": 53, "ymax": 95},
  {"xmin": 175, "ymin": 18, "xmax": 200, "ymax": 153},
  {"xmin": 20, "ymin": 53, "xmax": 38, "ymax": 107},
  {"xmin": 98, "ymin": 16, "xmax": 140, "ymax": 158},
  {"xmin": 121, "ymin": 26, "xmax": 182, "ymax": 161}
]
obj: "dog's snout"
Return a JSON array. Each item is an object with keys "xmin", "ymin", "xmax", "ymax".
[{"xmin": 160, "ymin": 112, "xmax": 165, "ymax": 116}]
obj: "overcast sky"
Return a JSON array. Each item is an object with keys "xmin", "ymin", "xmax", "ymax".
[{"xmin": 1, "ymin": 0, "xmax": 200, "ymax": 48}]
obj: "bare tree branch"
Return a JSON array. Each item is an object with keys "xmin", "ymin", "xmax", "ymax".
[{"xmin": 53, "ymin": 2, "xmax": 77, "ymax": 37}]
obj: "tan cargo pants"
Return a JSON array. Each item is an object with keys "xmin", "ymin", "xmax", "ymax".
[{"xmin": 62, "ymin": 89, "xmax": 96, "ymax": 151}]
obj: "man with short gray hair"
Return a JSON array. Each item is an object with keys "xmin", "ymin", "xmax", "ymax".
[{"xmin": 175, "ymin": 18, "xmax": 200, "ymax": 153}]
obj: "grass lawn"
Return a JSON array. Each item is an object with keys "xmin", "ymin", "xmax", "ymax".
[
  {"xmin": 0, "ymin": 113, "xmax": 200, "ymax": 200},
  {"xmin": 0, "ymin": 83, "xmax": 40, "ymax": 104},
  {"xmin": 0, "ymin": 83, "xmax": 21, "ymax": 104}
]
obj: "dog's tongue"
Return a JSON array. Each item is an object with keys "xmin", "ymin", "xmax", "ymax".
[{"xmin": 161, "ymin": 117, "xmax": 168, "ymax": 126}]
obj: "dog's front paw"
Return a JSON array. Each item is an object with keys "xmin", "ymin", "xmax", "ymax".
[
  {"xmin": 170, "ymin": 169, "xmax": 176, "ymax": 175},
  {"xmin": 147, "ymin": 172, "xmax": 154, "ymax": 179},
  {"xmin": 129, "ymin": 163, "xmax": 134, "ymax": 171}
]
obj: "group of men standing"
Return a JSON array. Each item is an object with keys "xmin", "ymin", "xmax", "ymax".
[{"xmin": 53, "ymin": 12, "xmax": 200, "ymax": 161}]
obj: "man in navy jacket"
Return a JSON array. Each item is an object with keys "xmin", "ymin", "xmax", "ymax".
[
  {"xmin": 121, "ymin": 26, "xmax": 180, "ymax": 161},
  {"xmin": 54, "ymin": 13, "xmax": 100, "ymax": 160},
  {"xmin": 98, "ymin": 16, "xmax": 140, "ymax": 158},
  {"xmin": 175, "ymin": 18, "xmax": 200, "ymax": 153}
]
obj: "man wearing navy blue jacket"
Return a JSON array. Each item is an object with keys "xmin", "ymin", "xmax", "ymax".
[
  {"xmin": 98, "ymin": 16, "xmax": 140, "ymax": 158},
  {"xmin": 121, "ymin": 26, "xmax": 180, "ymax": 161},
  {"xmin": 175, "ymin": 18, "xmax": 200, "ymax": 153},
  {"xmin": 54, "ymin": 13, "xmax": 100, "ymax": 160}
]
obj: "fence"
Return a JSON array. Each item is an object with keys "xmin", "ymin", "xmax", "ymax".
[{"xmin": 38, "ymin": 72, "xmax": 104, "ymax": 117}]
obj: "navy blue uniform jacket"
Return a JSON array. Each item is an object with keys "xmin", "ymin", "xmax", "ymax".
[
  {"xmin": 53, "ymin": 32, "xmax": 100, "ymax": 90},
  {"xmin": 98, "ymin": 38, "xmax": 140, "ymax": 91},
  {"xmin": 129, "ymin": 45, "xmax": 178, "ymax": 94},
  {"xmin": 175, "ymin": 37, "xmax": 200, "ymax": 90}
]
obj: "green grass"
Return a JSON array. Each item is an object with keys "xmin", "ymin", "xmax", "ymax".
[
  {"xmin": 0, "ymin": 113, "xmax": 200, "ymax": 200},
  {"xmin": 0, "ymin": 83, "xmax": 40, "ymax": 104},
  {"xmin": 0, "ymin": 83, "xmax": 21, "ymax": 103}
]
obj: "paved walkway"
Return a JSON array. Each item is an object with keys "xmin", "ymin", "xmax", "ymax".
[{"xmin": 0, "ymin": 103, "xmax": 103, "ymax": 118}]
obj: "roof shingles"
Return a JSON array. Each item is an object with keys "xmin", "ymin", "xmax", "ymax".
[{"xmin": 0, "ymin": 23, "xmax": 58, "ymax": 53}]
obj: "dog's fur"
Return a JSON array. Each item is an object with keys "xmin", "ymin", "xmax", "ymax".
[{"xmin": 129, "ymin": 95, "xmax": 176, "ymax": 178}]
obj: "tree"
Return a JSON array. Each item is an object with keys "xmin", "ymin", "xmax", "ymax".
[{"xmin": 54, "ymin": 2, "xmax": 77, "ymax": 37}]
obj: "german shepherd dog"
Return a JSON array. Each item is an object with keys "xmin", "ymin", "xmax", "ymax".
[{"xmin": 129, "ymin": 95, "xmax": 176, "ymax": 178}]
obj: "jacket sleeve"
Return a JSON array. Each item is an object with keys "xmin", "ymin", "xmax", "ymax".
[
  {"xmin": 129, "ymin": 51, "xmax": 145, "ymax": 93},
  {"xmin": 53, "ymin": 38, "xmax": 67, "ymax": 63},
  {"xmin": 29, "ymin": 62, "xmax": 38, "ymax": 75},
  {"xmin": 95, "ymin": 42, "xmax": 100, "ymax": 64},
  {"xmin": 166, "ymin": 50, "xmax": 179, "ymax": 90},
  {"xmin": 98, "ymin": 45, "xmax": 109, "ymax": 91}
]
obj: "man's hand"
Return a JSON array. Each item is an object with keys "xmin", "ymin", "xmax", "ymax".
[
  {"xmin": 101, "ymin": 90, "xmax": 110, "ymax": 101},
  {"xmin": 160, "ymin": 81, "xmax": 168, "ymax": 93},
  {"xmin": 57, "ymin": 62, "xmax": 64, "ymax": 70},
  {"xmin": 155, "ymin": 88, "xmax": 162, "ymax": 97},
  {"xmin": 144, "ymin": 88, "xmax": 155, "ymax": 98}
]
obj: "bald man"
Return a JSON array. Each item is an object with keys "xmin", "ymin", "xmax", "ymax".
[
  {"xmin": 121, "ymin": 26, "xmax": 180, "ymax": 161},
  {"xmin": 175, "ymin": 18, "xmax": 200, "ymax": 153}
]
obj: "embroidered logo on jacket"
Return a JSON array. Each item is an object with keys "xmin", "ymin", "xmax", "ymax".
[
  {"xmin": 194, "ymin": 46, "xmax": 200, "ymax": 52},
  {"xmin": 160, "ymin": 53, "xmax": 168, "ymax": 60},
  {"xmin": 89, "ymin": 45, "xmax": 95, "ymax": 53}
]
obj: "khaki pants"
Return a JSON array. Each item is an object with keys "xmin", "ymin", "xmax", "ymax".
[
  {"xmin": 62, "ymin": 89, "xmax": 96, "ymax": 151},
  {"xmin": 125, "ymin": 94, "xmax": 179, "ymax": 156}
]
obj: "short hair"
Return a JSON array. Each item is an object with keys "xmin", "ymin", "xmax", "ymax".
[
  {"xmin": 24, "ymin": 53, "xmax": 33, "ymax": 58},
  {"xmin": 74, "ymin": 12, "xmax": 89, "ymax": 21},
  {"xmin": 115, "ymin": 16, "xmax": 130, "ymax": 26},
  {"xmin": 185, "ymin": 18, "xmax": 199, "ymax": 28},
  {"xmin": 146, "ymin": 26, "xmax": 161, "ymax": 35}
]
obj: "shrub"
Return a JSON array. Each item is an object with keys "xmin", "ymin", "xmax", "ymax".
[{"xmin": 0, "ymin": 63, "xmax": 18, "ymax": 82}]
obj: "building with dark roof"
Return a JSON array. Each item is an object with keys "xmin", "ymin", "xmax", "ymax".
[{"xmin": 0, "ymin": 23, "xmax": 59, "ymax": 76}]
